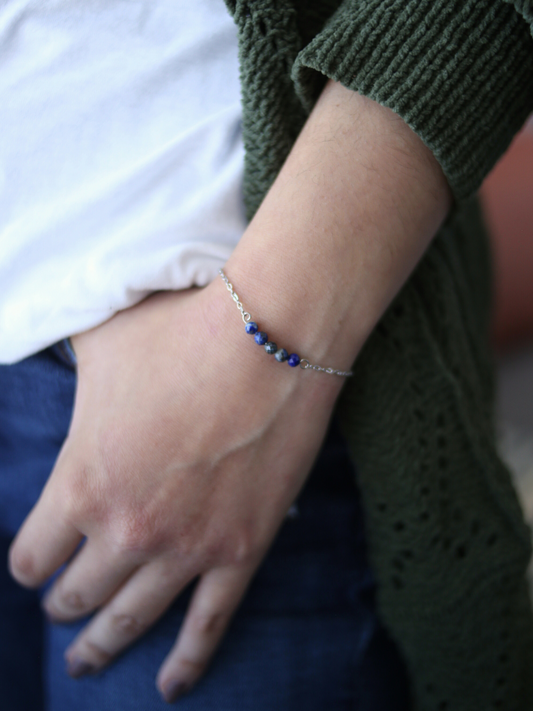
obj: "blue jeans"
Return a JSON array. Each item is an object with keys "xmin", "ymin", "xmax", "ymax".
[{"xmin": 0, "ymin": 344, "xmax": 410, "ymax": 710}]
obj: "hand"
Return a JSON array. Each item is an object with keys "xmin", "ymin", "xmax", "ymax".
[{"xmin": 8, "ymin": 282, "xmax": 344, "ymax": 702}]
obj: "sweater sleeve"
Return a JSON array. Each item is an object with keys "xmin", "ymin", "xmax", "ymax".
[{"xmin": 293, "ymin": 0, "xmax": 533, "ymax": 206}]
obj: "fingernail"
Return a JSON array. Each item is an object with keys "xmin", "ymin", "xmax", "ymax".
[
  {"xmin": 66, "ymin": 656, "xmax": 95, "ymax": 678},
  {"xmin": 162, "ymin": 680, "xmax": 190, "ymax": 703}
]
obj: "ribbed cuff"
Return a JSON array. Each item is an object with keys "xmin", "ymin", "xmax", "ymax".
[{"xmin": 294, "ymin": 0, "xmax": 533, "ymax": 204}]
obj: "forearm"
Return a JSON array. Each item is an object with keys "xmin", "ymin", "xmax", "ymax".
[{"xmin": 206, "ymin": 79, "xmax": 452, "ymax": 386}]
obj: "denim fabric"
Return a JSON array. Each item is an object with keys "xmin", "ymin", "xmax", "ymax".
[{"xmin": 0, "ymin": 345, "xmax": 410, "ymax": 711}]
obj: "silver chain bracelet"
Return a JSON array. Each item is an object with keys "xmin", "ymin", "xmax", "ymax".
[{"xmin": 218, "ymin": 269, "xmax": 353, "ymax": 377}]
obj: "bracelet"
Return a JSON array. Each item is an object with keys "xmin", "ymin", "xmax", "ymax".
[{"xmin": 218, "ymin": 269, "xmax": 353, "ymax": 377}]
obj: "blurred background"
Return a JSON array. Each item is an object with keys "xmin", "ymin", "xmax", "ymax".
[{"xmin": 479, "ymin": 114, "xmax": 533, "ymax": 593}]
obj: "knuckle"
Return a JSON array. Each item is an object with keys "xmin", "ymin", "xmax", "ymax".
[
  {"xmin": 178, "ymin": 656, "xmax": 208, "ymax": 679},
  {"xmin": 191, "ymin": 612, "xmax": 229, "ymax": 637},
  {"xmin": 202, "ymin": 527, "xmax": 259, "ymax": 568},
  {"xmin": 111, "ymin": 513, "xmax": 165, "ymax": 555},
  {"xmin": 53, "ymin": 589, "xmax": 86, "ymax": 616},
  {"xmin": 110, "ymin": 613, "xmax": 146, "ymax": 636},
  {"xmin": 228, "ymin": 529, "xmax": 258, "ymax": 567}
]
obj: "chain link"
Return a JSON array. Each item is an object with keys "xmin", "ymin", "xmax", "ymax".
[
  {"xmin": 218, "ymin": 268, "xmax": 353, "ymax": 377},
  {"xmin": 218, "ymin": 269, "xmax": 251, "ymax": 323},
  {"xmin": 298, "ymin": 359, "xmax": 353, "ymax": 377}
]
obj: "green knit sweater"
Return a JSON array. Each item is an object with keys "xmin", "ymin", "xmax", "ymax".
[{"xmin": 223, "ymin": 1, "xmax": 533, "ymax": 709}]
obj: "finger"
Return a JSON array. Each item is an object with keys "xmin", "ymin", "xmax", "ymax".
[
  {"xmin": 157, "ymin": 563, "xmax": 257, "ymax": 703},
  {"xmin": 8, "ymin": 482, "xmax": 83, "ymax": 588},
  {"xmin": 63, "ymin": 557, "xmax": 198, "ymax": 678},
  {"xmin": 42, "ymin": 536, "xmax": 140, "ymax": 622}
]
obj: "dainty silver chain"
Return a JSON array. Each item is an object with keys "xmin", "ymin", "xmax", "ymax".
[
  {"xmin": 219, "ymin": 269, "xmax": 252, "ymax": 324},
  {"xmin": 218, "ymin": 269, "xmax": 353, "ymax": 377}
]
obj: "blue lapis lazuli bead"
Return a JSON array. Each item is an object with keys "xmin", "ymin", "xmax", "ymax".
[
  {"xmin": 288, "ymin": 353, "xmax": 300, "ymax": 367},
  {"xmin": 245, "ymin": 321, "xmax": 258, "ymax": 334},
  {"xmin": 254, "ymin": 331, "xmax": 268, "ymax": 345}
]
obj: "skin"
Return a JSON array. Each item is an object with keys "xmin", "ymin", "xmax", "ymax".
[{"xmin": 8, "ymin": 79, "xmax": 452, "ymax": 703}]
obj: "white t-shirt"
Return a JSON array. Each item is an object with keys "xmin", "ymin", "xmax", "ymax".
[{"xmin": 0, "ymin": 0, "xmax": 247, "ymax": 364}]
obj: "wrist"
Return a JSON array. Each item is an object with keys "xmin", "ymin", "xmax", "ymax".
[
  {"xmin": 215, "ymin": 81, "xmax": 452, "ymax": 378},
  {"xmin": 222, "ymin": 244, "xmax": 362, "ymax": 372},
  {"xmin": 201, "ymin": 78, "xmax": 452, "ymax": 396},
  {"xmin": 200, "ymin": 273, "xmax": 348, "ymax": 405}
]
